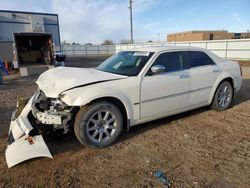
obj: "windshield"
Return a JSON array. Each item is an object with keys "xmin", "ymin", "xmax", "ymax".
[{"xmin": 96, "ymin": 51, "xmax": 154, "ymax": 76}]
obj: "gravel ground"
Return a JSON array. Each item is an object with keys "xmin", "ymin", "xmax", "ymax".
[
  {"xmin": 65, "ymin": 56, "xmax": 110, "ymax": 68},
  {"xmin": 0, "ymin": 66, "xmax": 249, "ymax": 188}
]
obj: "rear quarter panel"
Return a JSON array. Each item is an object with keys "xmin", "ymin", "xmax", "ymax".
[
  {"xmin": 208, "ymin": 60, "xmax": 242, "ymax": 104},
  {"xmin": 218, "ymin": 60, "xmax": 242, "ymax": 92}
]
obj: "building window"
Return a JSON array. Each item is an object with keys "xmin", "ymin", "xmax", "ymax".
[{"xmin": 209, "ymin": 33, "xmax": 213, "ymax": 40}]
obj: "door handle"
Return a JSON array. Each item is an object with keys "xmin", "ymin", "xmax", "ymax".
[
  {"xmin": 179, "ymin": 75, "xmax": 190, "ymax": 79},
  {"xmin": 213, "ymin": 69, "xmax": 221, "ymax": 73}
]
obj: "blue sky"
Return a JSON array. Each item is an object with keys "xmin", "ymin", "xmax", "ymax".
[{"xmin": 0, "ymin": 0, "xmax": 249, "ymax": 44}]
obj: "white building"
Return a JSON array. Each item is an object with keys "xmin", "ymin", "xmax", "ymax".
[{"xmin": 0, "ymin": 10, "xmax": 61, "ymax": 67}]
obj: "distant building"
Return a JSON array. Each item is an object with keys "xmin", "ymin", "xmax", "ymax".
[{"xmin": 167, "ymin": 30, "xmax": 250, "ymax": 42}]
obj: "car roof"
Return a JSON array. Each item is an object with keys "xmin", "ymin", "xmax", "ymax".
[{"xmin": 126, "ymin": 45, "xmax": 205, "ymax": 53}]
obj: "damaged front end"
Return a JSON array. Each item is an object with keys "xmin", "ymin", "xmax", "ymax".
[{"xmin": 6, "ymin": 90, "xmax": 75, "ymax": 168}]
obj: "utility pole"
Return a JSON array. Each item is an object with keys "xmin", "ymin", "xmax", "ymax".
[
  {"xmin": 72, "ymin": 29, "xmax": 75, "ymax": 44},
  {"xmin": 72, "ymin": 29, "xmax": 75, "ymax": 56},
  {"xmin": 157, "ymin": 33, "xmax": 160, "ymax": 43},
  {"xmin": 128, "ymin": 0, "xmax": 133, "ymax": 43}
]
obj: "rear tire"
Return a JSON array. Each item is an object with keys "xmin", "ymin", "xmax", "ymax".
[
  {"xmin": 211, "ymin": 81, "xmax": 233, "ymax": 111},
  {"xmin": 74, "ymin": 101, "xmax": 123, "ymax": 148}
]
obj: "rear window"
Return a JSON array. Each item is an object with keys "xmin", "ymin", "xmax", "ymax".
[{"xmin": 188, "ymin": 51, "xmax": 215, "ymax": 68}]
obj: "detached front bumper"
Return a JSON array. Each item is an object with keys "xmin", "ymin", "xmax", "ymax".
[{"xmin": 5, "ymin": 95, "xmax": 53, "ymax": 168}]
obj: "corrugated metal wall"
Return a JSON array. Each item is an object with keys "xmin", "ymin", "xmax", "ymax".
[{"xmin": 0, "ymin": 42, "xmax": 13, "ymax": 61}]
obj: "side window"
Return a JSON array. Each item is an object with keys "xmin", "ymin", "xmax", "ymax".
[
  {"xmin": 152, "ymin": 52, "xmax": 184, "ymax": 73},
  {"xmin": 188, "ymin": 51, "xmax": 215, "ymax": 68}
]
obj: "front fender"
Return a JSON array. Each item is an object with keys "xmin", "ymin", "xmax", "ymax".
[{"xmin": 60, "ymin": 85, "xmax": 134, "ymax": 121}]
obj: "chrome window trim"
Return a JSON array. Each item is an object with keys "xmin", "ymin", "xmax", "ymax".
[{"xmin": 189, "ymin": 64, "xmax": 217, "ymax": 70}]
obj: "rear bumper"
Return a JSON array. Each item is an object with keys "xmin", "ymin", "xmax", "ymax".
[
  {"xmin": 5, "ymin": 95, "xmax": 52, "ymax": 168},
  {"xmin": 235, "ymin": 76, "xmax": 242, "ymax": 94}
]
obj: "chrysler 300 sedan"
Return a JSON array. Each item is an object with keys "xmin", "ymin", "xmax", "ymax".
[{"xmin": 6, "ymin": 46, "xmax": 242, "ymax": 167}]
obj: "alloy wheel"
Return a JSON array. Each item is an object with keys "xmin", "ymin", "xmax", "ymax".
[{"xmin": 86, "ymin": 110, "xmax": 117, "ymax": 143}]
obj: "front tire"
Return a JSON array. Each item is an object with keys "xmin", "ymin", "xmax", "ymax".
[
  {"xmin": 74, "ymin": 101, "xmax": 123, "ymax": 148},
  {"xmin": 211, "ymin": 81, "xmax": 233, "ymax": 111}
]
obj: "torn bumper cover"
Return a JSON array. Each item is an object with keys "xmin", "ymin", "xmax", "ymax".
[{"xmin": 5, "ymin": 95, "xmax": 52, "ymax": 168}]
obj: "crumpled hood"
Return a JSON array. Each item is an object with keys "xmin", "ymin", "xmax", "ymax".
[{"xmin": 36, "ymin": 67, "xmax": 127, "ymax": 98}]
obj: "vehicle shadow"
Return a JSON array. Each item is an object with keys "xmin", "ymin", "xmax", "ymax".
[
  {"xmin": 45, "ymin": 105, "xmax": 211, "ymax": 156},
  {"xmin": 0, "ymin": 107, "xmax": 12, "ymax": 138},
  {"xmin": 117, "ymin": 106, "xmax": 210, "ymax": 145},
  {"xmin": 232, "ymin": 79, "xmax": 250, "ymax": 105},
  {"xmin": 44, "ymin": 134, "xmax": 83, "ymax": 155}
]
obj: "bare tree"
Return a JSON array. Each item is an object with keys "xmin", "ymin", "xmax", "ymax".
[
  {"xmin": 72, "ymin": 42, "xmax": 80, "ymax": 45},
  {"xmin": 102, "ymin": 39, "xmax": 114, "ymax": 45}
]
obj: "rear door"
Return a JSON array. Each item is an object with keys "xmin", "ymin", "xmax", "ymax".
[
  {"xmin": 140, "ymin": 51, "xmax": 190, "ymax": 120},
  {"xmin": 187, "ymin": 51, "xmax": 221, "ymax": 106}
]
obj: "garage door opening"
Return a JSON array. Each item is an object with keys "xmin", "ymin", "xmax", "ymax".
[{"xmin": 14, "ymin": 33, "xmax": 54, "ymax": 65}]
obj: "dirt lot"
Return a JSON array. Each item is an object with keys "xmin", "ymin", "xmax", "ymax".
[
  {"xmin": 0, "ymin": 65, "xmax": 249, "ymax": 187},
  {"xmin": 238, "ymin": 60, "xmax": 250, "ymax": 67}
]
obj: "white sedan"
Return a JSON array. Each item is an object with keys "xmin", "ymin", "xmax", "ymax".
[{"xmin": 6, "ymin": 46, "xmax": 242, "ymax": 167}]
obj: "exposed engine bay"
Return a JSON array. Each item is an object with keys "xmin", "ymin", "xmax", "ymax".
[{"xmin": 31, "ymin": 89, "xmax": 76, "ymax": 134}]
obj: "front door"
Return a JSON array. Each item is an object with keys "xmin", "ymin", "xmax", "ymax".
[{"xmin": 140, "ymin": 51, "xmax": 190, "ymax": 120}]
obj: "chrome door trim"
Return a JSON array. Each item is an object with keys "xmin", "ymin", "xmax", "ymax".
[{"xmin": 141, "ymin": 86, "xmax": 212, "ymax": 104}]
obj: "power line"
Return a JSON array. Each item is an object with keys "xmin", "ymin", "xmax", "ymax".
[
  {"xmin": 59, "ymin": 1, "xmax": 111, "ymax": 18},
  {"xmin": 58, "ymin": 1, "xmax": 122, "ymax": 23},
  {"xmin": 128, "ymin": 0, "xmax": 133, "ymax": 43}
]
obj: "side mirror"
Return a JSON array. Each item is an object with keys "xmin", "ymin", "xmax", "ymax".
[{"xmin": 150, "ymin": 65, "xmax": 165, "ymax": 74}]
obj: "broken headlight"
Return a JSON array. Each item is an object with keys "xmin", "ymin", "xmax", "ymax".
[
  {"xmin": 50, "ymin": 98, "xmax": 68, "ymax": 111},
  {"xmin": 32, "ymin": 90, "xmax": 49, "ymax": 111}
]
